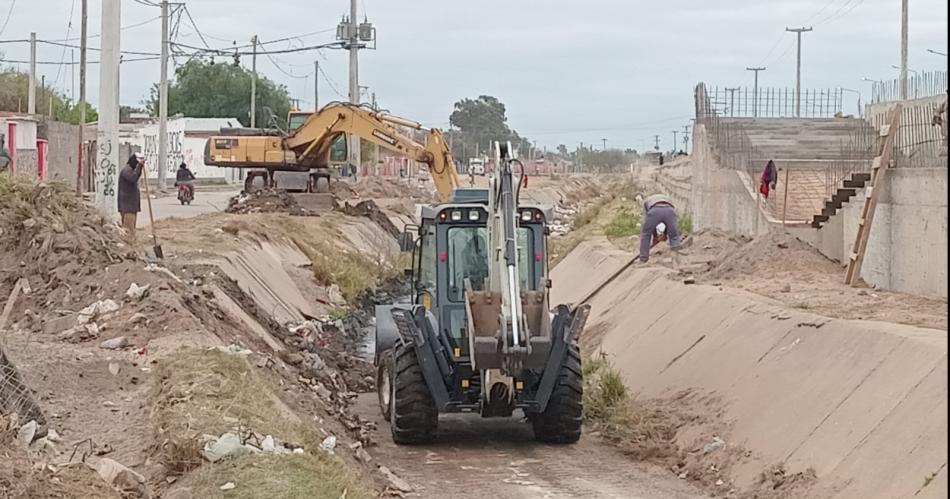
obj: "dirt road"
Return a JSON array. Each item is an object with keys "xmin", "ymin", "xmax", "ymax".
[{"xmin": 353, "ymin": 394, "xmax": 706, "ymax": 499}]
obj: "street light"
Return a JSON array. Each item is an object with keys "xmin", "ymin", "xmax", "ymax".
[
  {"xmin": 891, "ymin": 65, "xmax": 919, "ymax": 75},
  {"xmin": 861, "ymin": 76, "xmax": 884, "ymax": 84}
]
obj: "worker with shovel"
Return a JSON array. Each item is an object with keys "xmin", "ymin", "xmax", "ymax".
[
  {"xmin": 639, "ymin": 194, "xmax": 686, "ymax": 263},
  {"xmin": 118, "ymin": 152, "xmax": 145, "ymax": 240}
]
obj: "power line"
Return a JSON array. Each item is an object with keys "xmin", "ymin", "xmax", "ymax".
[
  {"xmin": 317, "ymin": 64, "xmax": 345, "ymax": 98},
  {"xmin": 0, "ymin": 55, "xmax": 159, "ymax": 65},
  {"xmin": 55, "ymin": 15, "xmax": 160, "ymax": 41},
  {"xmin": 819, "ymin": 0, "xmax": 868, "ymax": 25},
  {"xmin": 53, "ymin": 0, "xmax": 77, "ymax": 86},
  {"xmin": 171, "ymin": 39, "xmax": 343, "ymax": 56},
  {"xmin": 0, "ymin": 38, "xmax": 160, "ymax": 56},
  {"xmin": 181, "ymin": 5, "xmax": 211, "ymax": 49},
  {"xmin": 0, "ymin": 0, "xmax": 16, "ymax": 37}
]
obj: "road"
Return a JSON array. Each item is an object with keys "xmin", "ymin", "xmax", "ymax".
[
  {"xmin": 139, "ymin": 188, "xmax": 240, "ymax": 227},
  {"xmin": 354, "ymin": 394, "xmax": 706, "ymax": 499}
]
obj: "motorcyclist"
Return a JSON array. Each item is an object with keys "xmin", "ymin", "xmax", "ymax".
[{"xmin": 175, "ymin": 162, "xmax": 196, "ymax": 195}]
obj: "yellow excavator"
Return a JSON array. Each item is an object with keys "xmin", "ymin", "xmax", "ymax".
[{"xmin": 204, "ymin": 102, "xmax": 460, "ymax": 201}]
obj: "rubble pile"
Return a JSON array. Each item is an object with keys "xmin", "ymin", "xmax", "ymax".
[
  {"xmin": 0, "ymin": 176, "xmax": 129, "ymax": 277},
  {"xmin": 334, "ymin": 199, "xmax": 401, "ymax": 238},
  {"xmin": 225, "ymin": 189, "xmax": 318, "ymax": 216}
]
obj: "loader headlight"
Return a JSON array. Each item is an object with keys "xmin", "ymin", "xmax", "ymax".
[
  {"xmin": 521, "ymin": 211, "xmax": 532, "ymax": 222},
  {"xmin": 468, "ymin": 210, "xmax": 480, "ymax": 221},
  {"xmin": 451, "ymin": 210, "xmax": 462, "ymax": 221}
]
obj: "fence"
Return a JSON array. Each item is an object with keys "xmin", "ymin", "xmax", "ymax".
[
  {"xmin": 0, "ymin": 344, "xmax": 47, "ymax": 428},
  {"xmin": 867, "ymin": 98, "xmax": 947, "ymax": 169},
  {"xmin": 870, "ymin": 70, "xmax": 948, "ymax": 104},
  {"xmin": 701, "ymin": 85, "xmax": 846, "ymax": 118}
]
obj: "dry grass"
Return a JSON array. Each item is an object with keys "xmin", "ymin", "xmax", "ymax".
[
  {"xmin": 583, "ymin": 354, "xmax": 681, "ymax": 461},
  {"xmin": 152, "ymin": 348, "xmax": 372, "ymax": 498}
]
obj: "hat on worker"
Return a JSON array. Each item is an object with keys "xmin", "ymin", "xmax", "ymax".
[{"xmin": 134, "ymin": 152, "xmax": 145, "ymax": 161}]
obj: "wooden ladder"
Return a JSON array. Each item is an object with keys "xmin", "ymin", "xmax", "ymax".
[{"xmin": 845, "ymin": 104, "xmax": 903, "ymax": 286}]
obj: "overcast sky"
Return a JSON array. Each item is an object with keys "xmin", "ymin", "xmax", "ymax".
[{"xmin": 1, "ymin": 0, "xmax": 947, "ymax": 150}]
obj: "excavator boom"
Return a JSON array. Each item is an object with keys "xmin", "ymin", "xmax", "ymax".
[{"xmin": 206, "ymin": 102, "xmax": 460, "ymax": 201}]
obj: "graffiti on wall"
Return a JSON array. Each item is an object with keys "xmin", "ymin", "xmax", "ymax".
[{"xmin": 142, "ymin": 130, "xmax": 184, "ymax": 176}]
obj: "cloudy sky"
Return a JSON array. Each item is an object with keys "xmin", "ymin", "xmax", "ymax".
[{"xmin": 1, "ymin": 0, "xmax": 947, "ymax": 150}]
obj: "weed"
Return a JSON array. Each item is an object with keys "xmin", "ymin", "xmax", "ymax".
[
  {"xmin": 604, "ymin": 209, "xmax": 641, "ymax": 238},
  {"xmin": 677, "ymin": 213, "xmax": 693, "ymax": 235},
  {"xmin": 574, "ymin": 203, "xmax": 602, "ymax": 228},
  {"xmin": 328, "ymin": 307, "xmax": 349, "ymax": 322}
]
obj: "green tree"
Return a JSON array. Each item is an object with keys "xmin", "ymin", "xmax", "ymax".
[
  {"xmin": 1, "ymin": 68, "xmax": 97, "ymax": 124},
  {"xmin": 148, "ymin": 61, "xmax": 291, "ymax": 128},
  {"xmin": 557, "ymin": 144, "xmax": 569, "ymax": 157},
  {"xmin": 447, "ymin": 95, "xmax": 529, "ymax": 160}
]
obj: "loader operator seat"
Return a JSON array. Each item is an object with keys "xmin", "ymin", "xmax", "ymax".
[{"xmin": 460, "ymin": 232, "xmax": 489, "ymax": 291}]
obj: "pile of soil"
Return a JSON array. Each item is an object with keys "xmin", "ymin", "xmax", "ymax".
[
  {"xmin": 334, "ymin": 177, "xmax": 435, "ymax": 202},
  {"xmin": 701, "ymin": 230, "xmax": 840, "ymax": 281},
  {"xmin": 0, "ymin": 176, "xmax": 130, "ymax": 280},
  {"xmin": 225, "ymin": 189, "xmax": 317, "ymax": 216}
]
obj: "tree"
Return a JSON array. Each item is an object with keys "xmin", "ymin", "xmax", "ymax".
[
  {"xmin": 447, "ymin": 95, "xmax": 529, "ymax": 160},
  {"xmin": 120, "ymin": 105, "xmax": 146, "ymax": 122},
  {"xmin": 557, "ymin": 144, "xmax": 569, "ymax": 157},
  {"xmin": 1, "ymin": 68, "xmax": 97, "ymax": 124},
  {"xmin": 148, "ymin": 61, "xmax": 291, "ymax": 128}
]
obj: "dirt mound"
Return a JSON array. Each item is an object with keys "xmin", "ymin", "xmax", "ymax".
[
  {"xmin": 699, "ymin": 230, "xmax": 839, "ymax": 281},
  {"xmin": 0, "ymin": 176, "xmax": 130, "ymax": 279},
  {"xmin": 226, "ymin": 189, "xmax": 318, "ymax": 216},
  {"xmin": 334, "ymin": 177, "xmax": 435, "ymax": 202}
]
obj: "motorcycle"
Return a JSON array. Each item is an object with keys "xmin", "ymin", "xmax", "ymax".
[{"xmin": 177, "ymin": 183, "xmax": 194, "ymax": 205}]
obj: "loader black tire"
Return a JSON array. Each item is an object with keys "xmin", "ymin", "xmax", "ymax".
[
  {"xmin": 390, "ymin": 341, "xmax": 438, "ymax": 444},
  {"xmin": 531, "ymin": 343, "xmax": 583, "ymax": 444}
]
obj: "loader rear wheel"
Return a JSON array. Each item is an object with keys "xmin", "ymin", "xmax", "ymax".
[
  {"xmin": 390, "ymin": 341, "xmax": 438, "ymax": 444},
  {"xmin": 531, "ymin": 343, "xmax": 583, "ymax": 444}
]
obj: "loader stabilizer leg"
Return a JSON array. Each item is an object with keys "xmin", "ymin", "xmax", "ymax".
[
  {"xmin": 388, "ymin": 307, "xmax": 453, "ymax": 444},
  {"xmin": 529, "ymin": 304, "xmax": 590, "ymax": 444}
]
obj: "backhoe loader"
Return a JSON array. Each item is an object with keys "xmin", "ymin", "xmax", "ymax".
[
  {"xmin": 204, "ymin": 102, "xmax": 460, "ymax": 201},
  {"xmin": 375, "ymin": 141, "xmax": 589, "ymax": 444}
]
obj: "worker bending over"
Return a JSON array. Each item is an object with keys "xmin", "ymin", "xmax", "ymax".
[{"xmin": 639, "ymin": 194, "xmax": 684, "ymax": 262}]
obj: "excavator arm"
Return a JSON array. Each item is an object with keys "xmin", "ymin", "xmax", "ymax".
[{"xmin": 206, "ymin": 102, "xmax": 460, "ymax": 201}]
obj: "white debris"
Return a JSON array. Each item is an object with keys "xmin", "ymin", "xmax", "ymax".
[
  {"xmin": 378, "ymin": 465, "xmax": 412, "ymax": 493},
  {"xmin": 78, "ymin": 299, "xmax": 120, "ymax": 325},
  {"xmin": 16, "ymin": 420, "xmax": 38, "ymax": 449},
  {"xmin": 703, "ymin": 436, "xmax": 725, "ymax": 454},
  {"xmin": 108, "ymin": 363, "xmax": 121, "ymax": 376},
  {"xmin": 125, "ymin": 283, "xmax": 150, "ymax": 301},
  {"xmin": 202, "ymin": 432, "xmax": 250, "ymax": 463},
  {"xmin": 100, "ymin": 336, "xmax": 129, "ymax": 350},
  {"xmin": 319, "ymin": 435, "xmax": 337, "ymax": 454},
  {"xmin": 94, "ymin": 458, "xmax": 147, "ymax": 497},
  {"xmin": 219, "ymin": 482, "xmax": 236, "ymax": 491},
  {"xmin": 213, "ymin": 344, "xmax": 253, "ymax": 356}
]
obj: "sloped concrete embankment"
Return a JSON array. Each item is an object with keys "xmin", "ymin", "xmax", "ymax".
[{"xmin": 552, "ymin": 241, "xmax": 948, "ymax": 499}]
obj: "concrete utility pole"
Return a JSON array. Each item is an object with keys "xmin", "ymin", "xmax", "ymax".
[
  {"xmin": 601, "ymin": 138, "xmax": 607, "ymax": 151},
  {"xmin": 347, "ymin": 0, "xmax": 361, "ymax": 173},
  {"xmin": 250, "ymin": 35, "xmax": 258, "ymax": 128},
  {"xmin": 97, "ymin": 0, "xmax": 121, "ymax": 221},
  {"xmin": 76, "ymin": 0, "xmax": 87, "ymax": 196},
  {"xmin": 157, "ymin": 0, "xmax": 170, "ymax": 191},
  {"xmin": 786, "ymin": 26, "xmax": 813, "ymax": 117},
  {"xmin": 28, "ymin": 32, "xmax": 36, "ymax": 114},
  {"xmin": 672, "ymin": 131, "xmax": 678, "ymax": 152},
  {"xmin": 682, "ymin": 124, "xmax": 690, "ymax": 152},
  {"xmin": 900, "ymin": 0, "xmax": 909, "ymax": 100},
  {"xmin": 653, "ymin": 135, "xmax": 660, "ymax": 151},
  {"xmin": 746, "ymin": 66, "xmax": 766, "ymax": 117},
  {"xmin": 578, "ymin": 142, "xmax": 583, "ymax": 172},
  {"xmin": 313, "ymin": 61, "xmax": 320, "ymax": 112}
]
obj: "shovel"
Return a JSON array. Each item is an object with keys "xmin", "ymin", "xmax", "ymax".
[{"xmin": 140, "ymin": 174, "xmax": 164, "ymax": 259}]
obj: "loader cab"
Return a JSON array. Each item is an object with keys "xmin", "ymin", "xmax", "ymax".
[{"xmin": 405, "ymin": 190, "xmax": 551, "ymax": 359}]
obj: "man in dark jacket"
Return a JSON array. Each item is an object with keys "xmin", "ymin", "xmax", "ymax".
[
  {"xmin": 175, "ymin": 162, "xmax": 196, "ymax": 194},
  {"xmin": 118, "ymin": 152, "xmax": 145, "ymax": 239}
]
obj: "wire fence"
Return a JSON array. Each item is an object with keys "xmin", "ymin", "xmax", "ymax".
[
  {"xmin": 0, "ymin": 343, "xmax": 47, "ymax": 428},
  {"xmin": 870, "ymin": 71, "xmax": 948, "ymax": 104},
  {"xmin": 867, "ymin": 98, "xmax": 948, "ymax": 168},
  {"xmin": 702, "ymin": 85, "xmax": 846, "ymax": 118}
]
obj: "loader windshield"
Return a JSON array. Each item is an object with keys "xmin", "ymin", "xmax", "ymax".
[{"xmin": 446, "ymin": 227, "xmax": 533, "ymax": 301}]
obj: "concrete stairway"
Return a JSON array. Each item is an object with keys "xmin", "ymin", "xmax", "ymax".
[{"xmin": 810, "ymin": 172, "xmax": 872, "ymax": 228}]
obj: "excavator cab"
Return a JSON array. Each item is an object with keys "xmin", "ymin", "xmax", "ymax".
[{"xmin": 374, "ymin": 164, "xmax": 589, "ymax": 444}]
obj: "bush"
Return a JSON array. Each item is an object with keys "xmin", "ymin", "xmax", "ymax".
[
  {"xmin": 604, "ymin": 209, "xmax": 641, "ymax": 238},
  {"xmin": 677, "ymin": 213, "xmax": 693, "ymax": 235}
]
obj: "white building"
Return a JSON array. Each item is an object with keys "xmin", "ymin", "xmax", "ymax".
[{"xmin": 128, "ymin": 117, "xmax": 244, "ymax": 184}]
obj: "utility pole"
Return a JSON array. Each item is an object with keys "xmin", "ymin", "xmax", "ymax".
[
  {"xmin": 578, "ymin": 142, "xmax": 583, "ymax": 172},
  {"xmin": 157, "ymin": 0, "xmax": 170, "ymax": 192},
  {"xmin": 347, "ymin": 0, "xmax": 361, "ymax": 173},
  {"xmin": 71, "ymin": 49, "xmax": 75, "ymax": 101},
  {"xmin": 601, "ymin": 138, "xmax": 607, "ymax": 151},
  {"xmin": 786, "ymin": 27, "xmax": 813, "ymax": 117},
  {"xmin": 313, "ymin": 61, "xmax": 320, "ymax": 112},
  {"xmin": 682, "ymin": 125, "xmax": 691, "ymax": 153},
  {"xmin": 250, "ymin": 35, "xmax": 258, "ymax": 128},
  {"xmin": 97, "ymin": 0, "xmax": 121, "ymax": 221},
  {"xmin": 76, "ymin": 0, "xmax": 87, "ymax": 196},
  {"xmin": 900, "ymin": 0, "xmax": 908, "ymax": 100},
  {"xmin": 653, "ymin": 135, "xmax": 660, "ymax": 151},
  {"xmin": 746, "ymin": 66, "xmax": 766, "ymax": 117},
  {"xmin": 725, "ymin": 87, "xmax": 739, "ymax": 116},
  {"xmin": 28, "ymin": 32, "xmax": 36, "ymax": 114},
  {"xmin": 672, "ymin": 131, "xmax": 678, "ymax": 153}
]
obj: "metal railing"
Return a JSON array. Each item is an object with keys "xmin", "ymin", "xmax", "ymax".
[
  {"xmin": 701, "ymin": 85, "xmax": 846, "ymax": 118},
  {"xmin": 870, "ymin": 71, "xmax": 948, "ymax": 104}
]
